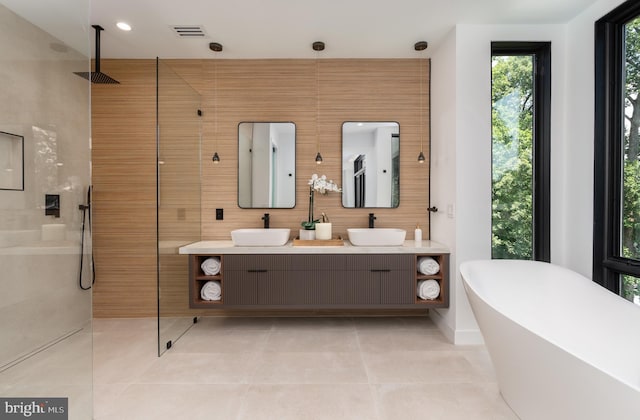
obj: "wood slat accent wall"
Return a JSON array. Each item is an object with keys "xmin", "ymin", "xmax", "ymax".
[
  {"xmin": 92, "ymin": 58, "xmax": 430, "ymax": 318},
  {"xmin": 156, "ymin": 61, "xmax": 205, "ymax": 318},
  {"xmin": 91, "ymin": 60, "xmax": 157, "ymax": 318},
  {"xmin": 179, "ymin": 58, "xmax": 431, "ymax": 239}
]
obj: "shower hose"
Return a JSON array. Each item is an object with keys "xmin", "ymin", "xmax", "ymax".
[{"xmin": 78, "ymin": 186, "xmax": 95, "ymax": 290}]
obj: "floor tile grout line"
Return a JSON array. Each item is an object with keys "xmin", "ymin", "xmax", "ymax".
[
  {"xmin": 353, "ymin": 319, "xmax": 384, "ymax": 420},
  {"xmin": 236, "ymin": 321, "xmax": 278, "ymax": 420},
  {"xmin": 244, "ymin": 319, "xmax": 276, "ymax": 385}
]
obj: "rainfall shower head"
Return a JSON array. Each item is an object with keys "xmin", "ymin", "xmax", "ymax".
[
  {"xmin": 76, "ymin": 70, "xmax": 119, "ymax": 84},
  {"xmin": 74, "ymin": 25, "xmax": 120, "ymax": 84}
]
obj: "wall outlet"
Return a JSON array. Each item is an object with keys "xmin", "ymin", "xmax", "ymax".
[
  {"xmin": 177, "ymin": 208, "xmax": 186, "ymax": 220},
  {"xmin": 215, "ymin": 208, "xmax": 223, "ymax": 220}
]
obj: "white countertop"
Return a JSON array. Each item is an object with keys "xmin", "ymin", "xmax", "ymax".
[{"xmin": 178, "ymin": 240, "xmax": 449, "ymax": 255}]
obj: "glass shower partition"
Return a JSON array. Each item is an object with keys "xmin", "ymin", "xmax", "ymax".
[
  {"xmin": 0, "ymin": 1, "xmax": 93, "ymax": 417},
  {"xmin": 156, "ymin": 59, "xmax": 202, "ymax": 356}
]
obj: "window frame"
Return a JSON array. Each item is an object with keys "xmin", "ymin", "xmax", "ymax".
[
  {"xmin": 491, "ymin": 42, "xmax": 552, "ymax": 262},
  {"xmin": 594, "ymin": 0, "xmax": 640, "ymax": 293}
]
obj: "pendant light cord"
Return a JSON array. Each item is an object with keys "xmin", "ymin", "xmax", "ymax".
[
  {"xmin": 414, "ymin": 41, "xmax": 428, "ymax": 163},
  {"xmin": 209, "ymin": 42, "xmax": 223, "ymax": 163},
  {"xmin": 214, "ymin": 57, "xmax": 218, "ymax": 154},
  {"xmin": 316, "ymin": 51, "xmax": 319, "ymax": 154},
  {"xmin": 420, "ymin": 59, "xmax": 423, "ymax": 153},
  {"xmin": 313, "ymin": 41, "xmax": 325, "ymax": 164}
]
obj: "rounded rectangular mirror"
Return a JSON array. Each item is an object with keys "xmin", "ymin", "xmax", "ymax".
[
  {"xmin": 238, "ymin": 122, "xmax": 296, "ymax": 208},
  {"xmin": 342, "ymin": 122, "xmax": 400, "ymax": 208}
]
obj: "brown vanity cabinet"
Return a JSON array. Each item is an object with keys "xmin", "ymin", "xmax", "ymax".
[
  {"xmin": 224, "ymin": 254, "xmax": 290, "ymax": 306},
  {"xmin": 189, "ymin": 252, "xmax": 449, "ymax": 309},
  {"xmin": 346, "ymin": 254, "xmax": 415, "ymax": 305}
]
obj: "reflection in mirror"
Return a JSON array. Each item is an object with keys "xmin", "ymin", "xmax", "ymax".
[
  {"xmin": 238, "ymin": 122, "xmax": 296, "ymax": 208},
  {"xmin": 342, "ymin": 122, "xmax": 400, "ymax": 208}
]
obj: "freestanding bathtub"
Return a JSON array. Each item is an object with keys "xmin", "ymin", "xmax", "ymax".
[{"xmin": 460, "ymin": 260, "xmax": 640, "ymax": 420}]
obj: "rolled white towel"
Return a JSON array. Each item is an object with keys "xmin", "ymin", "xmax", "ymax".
[
  {"xmin": 417, "ymin": 256, "xmax": 440, "ymax": 275},
  {"xmin": 201, "ymin": 257, "xmax": 221, "ymax": 276},
  {"xmin": 200, "ymin": 280, "xmax": 222, "ymax": 301},
  {"xmin": 417, "ymin": 279, "xmax": 440, "ymax": 300}
]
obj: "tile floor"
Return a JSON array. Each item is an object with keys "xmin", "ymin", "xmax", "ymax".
[
  {"xmin": 93, "ymin": 316, "xmax": 517, "ymax": 420},
  {"xmin": 1, "ymin": 316, "xmax": 518, "ymax": 420},
  {"xmin": 0, "ymin": 325, "xmax": 93, "ymax": 419}
]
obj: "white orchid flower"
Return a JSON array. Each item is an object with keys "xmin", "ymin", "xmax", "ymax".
[{"xmin": 308, "ymin": 174, "xmax": 341, "ymax": 194}]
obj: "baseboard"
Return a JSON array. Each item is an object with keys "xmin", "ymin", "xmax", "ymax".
[
  {"xmin": 429, "ymin": 309, "xmax": 485, "ymax": 345},
  {"xmin": 454, "ymin": 328, "xmax": 485, "ymax": 345},
  {"xmin": 429, "ymin": 309, "xmax": 455, "ymax": 342}
]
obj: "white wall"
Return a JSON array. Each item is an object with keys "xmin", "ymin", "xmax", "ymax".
[
  {"xmin": 431, "ymin": 0, "xmax": 636, "ymax": 342},
  {"xmin": 374, "ymin": 126, "xmax": 394, "ymax": 207},
  {"xmin": 429, "ymin": 27, "xmax": 458, "ymax": 342},
  {"xmin": 431, "ymin": 23, "xmax": 568, "ymax": 344},
  {"xmin": 273, "ymin": 127, "xmax": 295, "ymax": 208},
  {"xmin": 238, "ymin": 123, "xmax": 253, "ymax": 206},
  {"xmin": 251, "ymin": 123, "xmax": 271, "ymax": 207},
  {"xmin": 561, "ymin": 0, "xmax": 627, "ymax": 277}
]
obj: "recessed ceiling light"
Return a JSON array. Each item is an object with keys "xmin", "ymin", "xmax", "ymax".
[{"xmin": 116, "ymin": 22, "xmax": 132, "ymax": 31}]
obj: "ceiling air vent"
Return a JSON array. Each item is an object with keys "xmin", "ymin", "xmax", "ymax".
[{"xmin": 171, "ymin": 25, "xmax": 207, "ymax": 38}]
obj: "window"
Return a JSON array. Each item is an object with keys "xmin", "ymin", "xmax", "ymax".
[
  {"xmin": 594, "ymin": 0, "xmax": 640, "ymax": 305},
  {"xmin": 491, "ymin": 42, "xmax": 551, "ymax": 262}
]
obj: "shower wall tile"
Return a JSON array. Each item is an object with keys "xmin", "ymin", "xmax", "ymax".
[{"xmin": 0, "ymin": 2, "xmax": 92, "ymax": 387}]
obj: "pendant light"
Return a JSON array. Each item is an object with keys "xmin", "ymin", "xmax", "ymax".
[
  {"xmin": 210, "ymin": 42, "xmax": 223, "ymax": 164},
  {"xmin": 415, "ymin": 41, "xmax": 428, "ymax": 163},
  {"xmin": 313, "ymin": 41, "xmax": 325, "ymax": 164}
]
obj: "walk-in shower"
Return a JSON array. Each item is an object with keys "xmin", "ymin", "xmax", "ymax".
[{"xmin": 0, "ymin": 1, "xmax": 93, "ymax": 417}]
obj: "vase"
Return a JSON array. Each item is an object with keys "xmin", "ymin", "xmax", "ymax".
[{"xmin": 299, "ymin": 229, "xmax": 316, "ymax": 240}]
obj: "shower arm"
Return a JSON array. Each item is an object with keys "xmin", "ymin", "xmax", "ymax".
[{"xmin": 92, "ymin": 25, "xmax": 104, "ymax": 74}]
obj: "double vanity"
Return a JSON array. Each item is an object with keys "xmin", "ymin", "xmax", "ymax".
[
  {"xmin": 212, "ymin": 120, "xmax": 439, "ymax": 311},
  {"xmin": 178, "ymin": 229, "xmax": 449, "ymax": 311}
]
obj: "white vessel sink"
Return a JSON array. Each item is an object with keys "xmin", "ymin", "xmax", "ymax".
[
  {"xmin": 347, "ymin": 228, "xmax": 406, "ymax": 246},
  {"xmin": 231, "ymin": 228, "xmax": 290, "ymax": 246}
]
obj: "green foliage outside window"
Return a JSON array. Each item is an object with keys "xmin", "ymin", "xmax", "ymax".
[
  {"xmin": 491, "ymin": 55, "xmax": 534, "ymax": 260},
  {"xmin": 622, "ymin": 18, "xmax": 640, "ymax": 302}
]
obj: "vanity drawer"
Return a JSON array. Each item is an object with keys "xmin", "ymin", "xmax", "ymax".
[
  {"xmin": 224, "ymin": 254, "xmax": 290, "ymax": 271},
  {"xmin": 288, "ymin": 254, "xmax": 347, "ymax": 271},
  {"xmin": 345, "ymin": 254, "xmax": 414, "ymax": 271}
]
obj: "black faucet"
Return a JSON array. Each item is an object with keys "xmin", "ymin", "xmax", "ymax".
[
  {"xmin": 368, "ymin": 213, "xmax": 376, "ymax": 228},
  {"xmin": 262, "ymin": 213, "xmax": 270, "ymax": 229}
]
